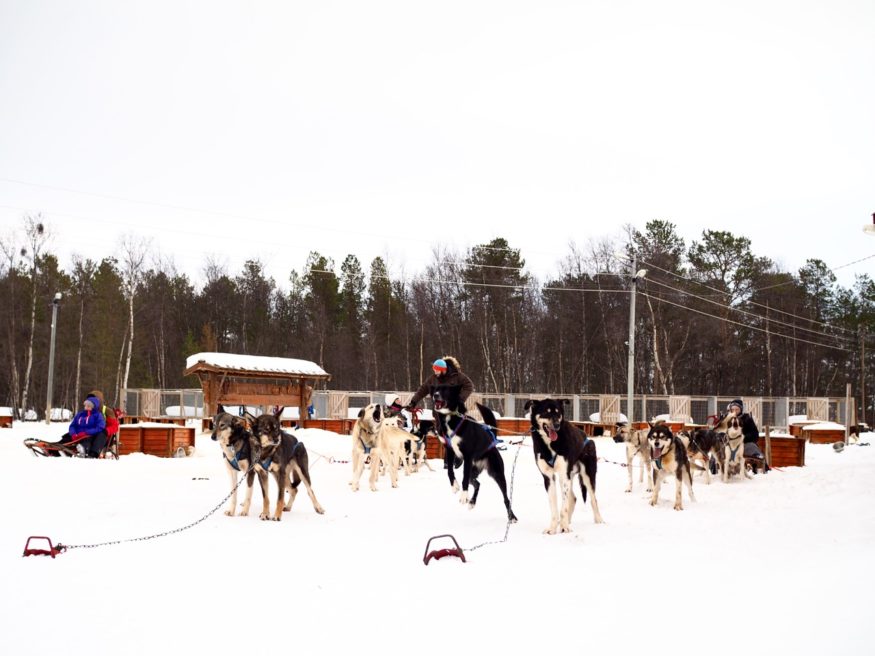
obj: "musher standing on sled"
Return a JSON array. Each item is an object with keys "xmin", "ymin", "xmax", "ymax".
[
  {"xmin": 405, "ymin": 356, "xmax": 478, "ymax": 468},
  {"xmin": 405, "ymin": 356, "xmax": 475, "ymax": 414}
]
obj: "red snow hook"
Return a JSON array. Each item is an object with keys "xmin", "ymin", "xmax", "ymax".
[
  {"xmin": 423, "ymin": 534, "xmax": 466, "ymax": 565},
  {"xmin": 23, "ymin": 536, "xmax": 66, "ymax": 558}
]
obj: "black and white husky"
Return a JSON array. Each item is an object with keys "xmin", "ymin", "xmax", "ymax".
[
  {"xmin": 525, "ymin": 398, "xmax": 604, "ymax": 533},
  {"xmin": 432, "ymin": 385, "xmax": 517, "ymax": 523}
]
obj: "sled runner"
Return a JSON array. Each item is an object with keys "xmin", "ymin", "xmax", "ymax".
[{"xmin": 23, "ymin": 408, "xmax": 122, "ymax": 459}]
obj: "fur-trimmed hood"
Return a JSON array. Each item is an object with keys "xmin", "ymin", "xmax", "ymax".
[{"xmin": 441, "ymin": 355, "xmax": 462, "ymax": 374}]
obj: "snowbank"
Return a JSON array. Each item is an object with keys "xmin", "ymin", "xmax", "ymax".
[
  {"xmin": 164, "ymin": 405, "xmax": 204, "ymax": 418},
  {"xmin": 3, "ymin": 419, "xmax": 873, "ymax": 655}
]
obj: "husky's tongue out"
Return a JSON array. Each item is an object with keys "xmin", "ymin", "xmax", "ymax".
[
  {"xmin": 651, "ymin": 446, "xmax": 663, "ymax": 459},
  {"xmin": 547, "ymin": 427, "xmax": 558, "ymax": 442}
]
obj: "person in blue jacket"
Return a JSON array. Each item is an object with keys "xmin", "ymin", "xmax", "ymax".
[{"xmin": 55, "ymin": 394, "xmax": 108, "ymax": 458}]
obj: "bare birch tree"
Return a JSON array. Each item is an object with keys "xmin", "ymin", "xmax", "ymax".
[
  {"xmin": 0, "ymin": 231, "xmax": 22, "ymax": 416},
  {"xmin": 70, "ymin": 255, "xmax": 96, "ymax": 405},
  {"xmin": 119, "ymin": 236, "xmax": 149, "ymax": 403},
  {"xmin": 20, "ymin": 216, "xmax": 50, "ymax": 417}
]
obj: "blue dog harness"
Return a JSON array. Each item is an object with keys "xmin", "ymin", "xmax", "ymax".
[
  {"xmin": 259, "ymin": 436, "xmax": 303, "ymax": 470},
  {"xmin": 543, "ymin": 436, "xmax": 588, "ymax": 468},
  {"xmin": 441, "ymin": 415, "xmax": 500, "ymax": 453},
  {"xmin": 224, "ymin": 443, "xmax": 246, "ymax": 472}
]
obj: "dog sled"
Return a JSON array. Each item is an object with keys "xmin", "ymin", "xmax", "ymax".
[{"xmin": 23, "ymin": 408, "xmax": 123, "ymax": 459}]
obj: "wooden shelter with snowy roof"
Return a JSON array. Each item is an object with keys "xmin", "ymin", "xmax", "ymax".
[{"xmin": 183, "ymin": 352, "xmax": 331, "ymax": 423}]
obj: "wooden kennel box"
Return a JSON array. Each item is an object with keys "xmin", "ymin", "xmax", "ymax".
[
  {"xmin": 758, "ymin": 435, "xmax": 805, "ymax": 467},
  {"xmin": 495, "ymin": 418, "xmax": 530, "ymax": 435},
  {"xmin": 118, "ymin": 424, "xmax": 196, "ymax": 458},
  {"xmin": 299, "ymin": 418, "xmax": 355, "ymax": 434},
  {"xmin": 425, "ymin": 434, "xmax": 446, "ymax": 460},
  {"xmin": 802, "ymin": 427, "xmax": 846, "ymax": 444}
]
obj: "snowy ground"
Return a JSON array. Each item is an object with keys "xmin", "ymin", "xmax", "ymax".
[{"xmin": 3, "ymin": 420, "xmax": 874, "ymax": 655}]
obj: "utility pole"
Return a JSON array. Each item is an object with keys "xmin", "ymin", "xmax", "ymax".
[
  {"xmin": 44, "ymin": 292, "xmax": 62, "ymax": 424},
  {"xmin": 862, "ymin": 326, "xmax": 867, "ymax": 427},
  {"xmin": 626, "ymin": 256, "xmax": 647, "ymax": 426}
]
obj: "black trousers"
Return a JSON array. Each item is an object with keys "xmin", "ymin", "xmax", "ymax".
[{"xmin": 55, "ymin": 430, "xmax": 108, "ymax": 457}]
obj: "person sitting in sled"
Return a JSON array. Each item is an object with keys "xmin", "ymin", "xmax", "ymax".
[
  {"xmin": 53, "ymin": 394, "xmax": 108, "ymax": 458},
  {"xmin": 720, "ymin": 398, "xmax": 769, "ymax": 473}
]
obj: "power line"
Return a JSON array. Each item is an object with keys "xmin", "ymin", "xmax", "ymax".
[
  {"xmin": 633, "ymin": 256, "xmax": 865, "ymax": 338},
  {"xmin": 0, "ymin": 177, "xmax": 558, "ymax": 265},
  {"xmin": 638, "ymin": 291, "xmax": 851, "ymax": 353},
  {"xmin": 311, "ymin": 264, "xmax": 851, "ymax": 352},
  {"xmin": 644, "ymin": 277, "xmax": 861, "ymax": 347},
  {"xmin": 307, "ymin": 268, "xmax": 632, "ymax": 296},
  {"xmin": 833, "ymin": 252, "xmax": 875, "ymax": 271}
]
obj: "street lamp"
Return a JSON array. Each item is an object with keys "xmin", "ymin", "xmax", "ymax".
[
  {"xmin": 626, "ymin": 256, "xmax": 648, "ymax": 428},
  {"xmin": 44, "ymin": 292, "xmax": 62, "ymax": 425}
]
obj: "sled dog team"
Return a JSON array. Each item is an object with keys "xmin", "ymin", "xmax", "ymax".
[{"xmin": 212, "ymin": 395, "xmax": 759, "ymax": 530}]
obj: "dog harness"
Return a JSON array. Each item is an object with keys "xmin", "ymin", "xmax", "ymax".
[
  {"xmin": 728, "ymin": 439, "xmax": 742, "ymax": 463},
  {"xmin": 223, "ymin": 442, "xmax": 247, "ymax": 472},
  {"xmin": 441, "ymin": 415, "xmax": 466, "ymax": 449},
  {"xmin": 652, "ymin": 440, "xmax": 673, "ymax": 471},
  {"xmin": 441, "ymin": 415, "xmax": 501, "ymax": 452},
  {"xmin": 358, "ymin": 424, "xmax": 377, "ymax": 454},
  {"xmin": 259, "ymin": 436, "xmax": 304, "ymax": 469},
  {"xmin": 543, "ymin": 436, "xmax": 589, "ymax": 468}
]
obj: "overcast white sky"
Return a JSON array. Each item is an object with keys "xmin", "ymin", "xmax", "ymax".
[{"xmin": 1, "ymin": 0, "xmax": 873, "ymax": 290}]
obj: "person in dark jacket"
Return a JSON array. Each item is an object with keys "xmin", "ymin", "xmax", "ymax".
[
  {"xmin": 721, "ymin": 399, "xmax": 769, "ymax": 473},
  {"xmin": 55, "ymin": 394, "xmax": 108, "ymax": 458},
  {"xmin": 406, "ymin": 356, "xmax": 474, "ymax": 411}
]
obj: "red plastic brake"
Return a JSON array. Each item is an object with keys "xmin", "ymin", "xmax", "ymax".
[
  {"xmin": 423, "ymin": 534, "xmax": 466, "ymax": 565},
  {"xmin": 23, "ymin": 536, "xmax": 66, "ymax": 558}
]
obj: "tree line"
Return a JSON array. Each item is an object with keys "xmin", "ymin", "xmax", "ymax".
[{"xmin": 1, "ymin": 217, "xmax": 872, "ymax": 423}]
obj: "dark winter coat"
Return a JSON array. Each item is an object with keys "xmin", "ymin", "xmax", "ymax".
[
  {"xmin": 739, "ymin": 413, "xmax": 760, "ymax": 443},
  {"xmin": 68, "ymin": 396, "xmax": 107, "ymax": 437},
  {"xmin": 408, "ymin": 356, "xmax": 474, "ymax": 407},
  {"xmin": 720, "ymin": 411, "xmax": 760, "ymax": 444}
]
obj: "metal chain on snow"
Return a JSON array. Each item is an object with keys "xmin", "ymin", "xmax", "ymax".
[
  {"xmin": 464, "ymin": 440, "xmax": 524, "ymax": 553},
  {"xmin": 58, "ymin": 474, "xmax": 250, "ymax": 552}
]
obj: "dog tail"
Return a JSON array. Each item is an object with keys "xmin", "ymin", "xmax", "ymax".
[{"xmin": 477, "ymin": 403, "xmax": 498, "ymax": 429}]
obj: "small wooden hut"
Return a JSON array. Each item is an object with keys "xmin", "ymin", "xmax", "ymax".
[{"xmin": 183, "ymin": 352, "xmax": 331, "ymax": 425}]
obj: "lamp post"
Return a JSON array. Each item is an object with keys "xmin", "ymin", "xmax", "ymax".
[
  {"xmin": 863, "ymin": 213, "xmax": 873, "ymax": 427},
  {"xmin": 626, "ymin": 256, "xmax": 648, "ymax": 427},
  {"xmin": 44, "ymin": 292, "xmax": 62, "ymax": 425}
]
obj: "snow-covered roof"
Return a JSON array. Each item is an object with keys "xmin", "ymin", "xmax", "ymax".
[
  {"xmin": 0, "ymin": 407, "xmax": 13, "ymax": 417},
  {"xmin": 589, "ymin": 412, "xmax": 629, "ymax": 424},
  {"xmin": 651, "ymin": 413, "xmax": 695, "ymax": 424},
  {"xmin": 184, "ymin": 352, "xmax": 329, "ymax": 378},
  {"xmin": 802, "ymin": 421, "xmax": 847, "ymax": 431}
]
